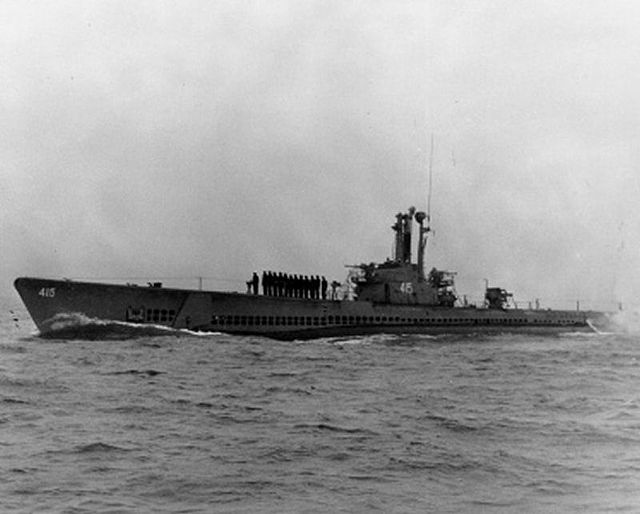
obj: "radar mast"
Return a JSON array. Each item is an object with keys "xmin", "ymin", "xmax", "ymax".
[{"xmin": 416, "ymin": 134, "xmax": 434, "ymax": 280}]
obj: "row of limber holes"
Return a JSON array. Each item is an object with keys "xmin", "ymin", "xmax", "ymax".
[
  {"xmin": 209, "ymin": 314, "xmax": 582, "ymax": 327},
  {"xmin": 147, "ymin": 309, "xmax": 176, "ymax": 323}
]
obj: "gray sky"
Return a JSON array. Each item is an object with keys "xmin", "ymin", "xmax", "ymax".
[{"xmin": 3, "ymin": 0, "xmax": 640, "ymax": 310}]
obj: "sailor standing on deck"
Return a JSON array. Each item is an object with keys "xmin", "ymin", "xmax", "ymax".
[
  {"xmin": 331, "ymin": 280, "xmax": 341, "ymax": 300},
  {"xmin": 267, "ymin": 271, "xmax": 274, "ymax": 296},
  {"xmin": 283, "ymin": 273, "xmax": 290, "ymax": 297},
  {"xmin": 303, "ymin": 275, "xmax": 310, "ymax": 298},
  {"xmin": 277, "ymin": 272, "xmax": 284, "ymax": 297},
  {"xmin": 251, "ymin": 272, "xmax": 259, "ymax": 295}
]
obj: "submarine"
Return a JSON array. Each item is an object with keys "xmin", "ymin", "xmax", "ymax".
[{"xmin": 14, "ymin": 205, "xmax": 609, "ymax": 340}]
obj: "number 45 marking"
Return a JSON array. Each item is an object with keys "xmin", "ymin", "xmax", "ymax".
[
  {"xmin": 400, "ymin": 282, "xmax": 413, "ymax": 294},
  {"xmin": 38, "ymin": 287, "xmax": 56, "ymax": 298}
]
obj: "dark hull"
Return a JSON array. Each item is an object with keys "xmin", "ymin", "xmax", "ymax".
[{"xmin": 14, "ymin": 277, "xmax": 602, "ymax": 340}]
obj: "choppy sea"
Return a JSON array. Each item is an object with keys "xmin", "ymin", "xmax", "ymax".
[{"xmin": 2, "ymin": 298, "xmax": 640, "ymax": 513}]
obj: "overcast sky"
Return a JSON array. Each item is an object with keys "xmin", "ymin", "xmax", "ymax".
[{"xmin": 3, "ymin": 0, "xmax": 640, "ymax": 309}]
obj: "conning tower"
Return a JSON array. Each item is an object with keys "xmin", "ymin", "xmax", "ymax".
[{"xmin": 351, "ymin": 207, "xmax": 457, "ymax": 306}]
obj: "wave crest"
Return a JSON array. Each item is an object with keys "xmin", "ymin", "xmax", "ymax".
[
  {"xmin": 39, "ymin": 312, "xmax": 190, "ymax": 340},
  {"xmin": 597, "ymin": 308, "xmax": 640, "ymax": 335}
]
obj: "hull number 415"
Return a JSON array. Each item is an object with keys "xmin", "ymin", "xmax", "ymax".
[{"xmin": 38, "ymin": 287, "xmax": 56, "ymax": 298}]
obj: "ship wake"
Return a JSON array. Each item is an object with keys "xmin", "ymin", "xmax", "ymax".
[
  {"xmin": 38, "ymin": 312, "xmax": 195, "ymax": 340},
  {"xmin": 605, "ymin": 308, "xmax": 640, "ymax": 335}
]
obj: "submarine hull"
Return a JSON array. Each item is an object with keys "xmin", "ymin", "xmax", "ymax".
[{"xmin": 14, "ymin": 277, "xmax": 600, "ymax": 340}]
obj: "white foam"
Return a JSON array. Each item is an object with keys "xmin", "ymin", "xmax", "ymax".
[{"xmin": 604, "ymin": 307, "xmax": 640, "ymax": 335}]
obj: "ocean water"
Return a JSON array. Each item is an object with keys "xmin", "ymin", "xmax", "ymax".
[{"xmin": 2, "ymin": 300, "xmax": 640, "ymax": 513}]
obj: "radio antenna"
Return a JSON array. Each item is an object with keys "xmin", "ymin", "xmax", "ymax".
[
  {"xmin": 416, "ymin": 133, "xmax": 434, "ymax": 280},
  {"xmin": 427, "ymin": 133, "xmax": 434, "ymax": 225}
]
